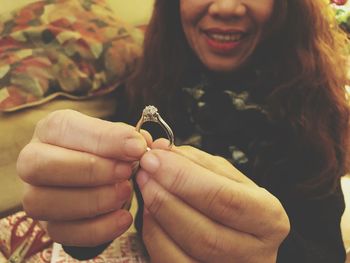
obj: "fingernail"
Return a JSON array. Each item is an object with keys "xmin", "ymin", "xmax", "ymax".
[
  {"xmin": 136, "ymin": 170, "xmax": 150, "ymax": 189},
  {"xmin": 124, "ymin": 137, "xmax": 146, "ymax": 158},
  {"xmin": 140, "ymin": 151, "xmax": 160, "ymax": 174}
]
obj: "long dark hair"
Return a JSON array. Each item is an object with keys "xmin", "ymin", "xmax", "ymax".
[{"xmin": 127, "ymin": 0, "xmax": 350, "ymax": 196}]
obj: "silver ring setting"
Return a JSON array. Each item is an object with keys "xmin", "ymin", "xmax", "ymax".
[{"xmin": 136, "ymin": 105, "xmax": 174, "ymax": 147}]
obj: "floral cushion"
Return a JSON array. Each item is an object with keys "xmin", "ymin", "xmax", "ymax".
[
  {"xmin": 0, "ymin": 210, "xmax": 149, "ymax": 262},
  {"xmin": 0, "ymin": 0, "xmax": 143, "ymax": 112}
]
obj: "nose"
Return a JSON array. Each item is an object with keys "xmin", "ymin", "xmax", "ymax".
[{"xmin": 208, "ymin": 0, "xmax": 247, "ymax": 20}]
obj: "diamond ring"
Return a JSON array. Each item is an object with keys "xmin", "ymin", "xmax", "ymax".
[{"xmin": 135, "ymin": 105, "xmax": 174, "ymax": 147}]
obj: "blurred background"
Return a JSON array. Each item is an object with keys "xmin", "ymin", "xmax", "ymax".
[{"xmin": 0, "ymin": 0, "xmax": 154, "ymax": 26}]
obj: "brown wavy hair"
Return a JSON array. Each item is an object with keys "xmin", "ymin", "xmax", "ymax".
[{"xmin": 127, "ymin": 0, "xmax": 350, "ymax": 196}]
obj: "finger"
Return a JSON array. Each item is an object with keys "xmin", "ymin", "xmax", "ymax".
[
  {"xmin": 143, "ymin": 209, "xmax": 198, "ymax": 263},
  {"xmin": 23, "ymin": 181, "xmax": 132, "ymax": 221},
  {"xmin": 151, "ymin": 138, "xmax": 254, "ymax": 184},
  {"xmin": 136, "ymin": 171, "xmax": 255, "ymax": 262},
  {"xmin": 46, "ymin": 209, "xmax": 132, "ymax": 247},
  {"xmin": 17, "ymin": 142, "xmax": 133, "ymax": 187},
  {"xmin": 33, "ymin": 110, "xmax": 147, "ymax": 161},
  {"xmin": 139, "ymin": 129, "xmax": 153, "ymax": 147},
  {"xmin": 139, "ymin": 150, "xmax": 287, "ymax": 238}
]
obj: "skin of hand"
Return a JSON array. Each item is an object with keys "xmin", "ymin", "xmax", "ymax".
[
  {"xmin": 17, "ymin": 109, "xmax": 152, "ymax": 247},
  {"xmin": 137, "ymin": 139, "xmax": 290, "ymax": 263}
]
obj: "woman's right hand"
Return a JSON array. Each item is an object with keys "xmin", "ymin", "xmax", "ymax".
[{"xmin": 17, "ymin": 110, "xmax": 150, "ymax": 247}]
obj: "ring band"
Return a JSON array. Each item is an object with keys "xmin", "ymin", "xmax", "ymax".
[{"xmin": 135, "ymin": 105, "xmax": 174, "ymax": 147}]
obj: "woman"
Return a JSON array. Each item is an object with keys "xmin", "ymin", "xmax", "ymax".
[{"xmin": 17, "ymin": 0, "xmax": 349, "ymax": 262}]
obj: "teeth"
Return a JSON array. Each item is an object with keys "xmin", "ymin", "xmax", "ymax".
[{"xmin": 208, "ymin": 33, "xmax": 243, "ymax": 42}]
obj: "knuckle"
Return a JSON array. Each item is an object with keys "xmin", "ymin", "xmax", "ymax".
[
  {"xmin": 259, "ymin": 188, "xmax": 290, "ymax": 240},
  {"xmin": 164, "ymin": 151, "xmax": 197, "ymax": 194},
  {"xmin": 17, "ymin": 143, "xmax": 40, "ymax": 183},
  {"xmin": 89, "ymin": 189, "xmax": 103, "ymax": 217},
  {"xmin": 93, "ymin": 124, "xmax": 110, "ymax": 155},
  {"xmin": 148, "ymin": 189, "xmax": 166, "ymax": 215},
  {"xmin": 46, "ymin": 222, "xmax": 100, "ymax": 247},
  {"xmin": 51, "ymin": 224, "xmax": 101, "ymax": 247},
  {"xmin": 196, "ymin": 229, "xmax": 220, "ymax": 260},
  {"xmin": 202, "ymin": 233, "xmax": 218, "ymax": 257},
  {"xmin": 84, "ymin": 224, "xmax": 101, "ymax": 247},
  {"xmin": 22, "ymin": 186, "xmax": 40, "ymax": 219},
  {"xmin": 85, "ymin": 155, "xmax": 98, "ymax": 186},
  {"xmin": 272, "ymin": 203, "xmax": 290, "ymax": 238},
  {"xmin": 278, "ymin": 217, "xmax": 291, "ymax": 240},
  {"xmin": 89, "ymin": 186, "xmax": 117, "ymax": 217},
  {"xmin": 36, "ymin": 110, "xmax": 75, "ymax": 143},
  {"xmin": 169, "ymin": 164, "xmax": 188, "ymax": 193},
  {"xmin": 214, "ymin": 155, "xmax": 230, "ymax": 165},
  {"xmin": 33, "ymin": 118, "xmax": 46, "ymax": 138},
  {"xmin": 179, "ymin": 145, "xmax": 193, "ymax": 151},
  {"xmin": 45, "ymin": 222, "xmax": 69, "ymax": 244},
  {"xmin": 206, "ymin": 185, "xmax": 241, "ymax": 221},
  {"xmin": 92, "ymin": 122, "xmax": 124, "ymax": 155},
  {"xmin": 198, "ymin": 229, "xmax": 245, "ymax": 262}
]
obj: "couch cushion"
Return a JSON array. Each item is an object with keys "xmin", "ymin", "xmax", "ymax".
[
  {"xmin": 0, "ymin": 0, "xmax": 145, "ymax": 217},
  {"xmin": 0, "ymin": 0, "xmax": 143, "ymax": 112}
]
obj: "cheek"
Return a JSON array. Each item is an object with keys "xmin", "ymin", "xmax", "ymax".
[
  {"xmin": 179, "ymin": 0, "xmax": 196, "ymax": 22},
  {"xmin": 254, "ymin": 0, "xmax": 275, "ymax": 24},
  {"xmin": 179, "ymin": 2, "xmax": 191, "ymax": 35},
  {"xmin": 179, "ymin": 0, "xmax": 209, "ymax": 26},
  {"xmin": 180, "ymin": 7, "xmax": 195, "ymax": 31},
  {"xmin": 179, "ymin": 2, "xmax": 201, "ymax": 48}
]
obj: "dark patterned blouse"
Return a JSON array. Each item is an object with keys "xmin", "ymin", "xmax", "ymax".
[{"xmin": 64, "ymin": 70, "xmax": 346, "ymax": 263}]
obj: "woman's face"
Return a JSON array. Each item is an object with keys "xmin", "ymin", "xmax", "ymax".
[{"xmin": 180, "ymin": 0, "xmax": 275, "ymax": 72}]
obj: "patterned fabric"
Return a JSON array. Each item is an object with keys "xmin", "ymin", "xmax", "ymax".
[
  {"xmin": 174, "ymin": 73, "xmax": 275, "ymax": 179},
  {"xmin": 332, "ymin": 3, "xmax": 350, "ymax": 33},
  {"xmin": 0, "ymin": 211, "xmax": 52, "ymax": 262},
  {"xmin": 0, "ymin": 0, "xmax": 143, "ymax": 112},
  {"xmin": 0, "ymin": 211, "xmax": 149, "ymax": 262}
]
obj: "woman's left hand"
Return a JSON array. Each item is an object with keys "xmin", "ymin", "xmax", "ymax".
[{"xmin": 137, "ymin": 139, "xmax": 290, "ymax": 263}]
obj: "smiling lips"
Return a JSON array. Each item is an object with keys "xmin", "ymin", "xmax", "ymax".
[{"xmin": 203, "ymin": 28, "xmax": 247, "ymax": 53}]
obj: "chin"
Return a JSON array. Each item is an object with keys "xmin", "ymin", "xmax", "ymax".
[
  {"xmin": 205, "ymin": 62, "xmax": 242, "ymax": 73},
  {"xmin": 202, "ymin": 54, "xmax": 251, "ymax": 73}
]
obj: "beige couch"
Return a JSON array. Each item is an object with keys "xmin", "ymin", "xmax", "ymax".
[
  {"xmin": 0, "ymin": 0, "xmax": 154, "ymax": 218},
  {"xmin": 342, "ymin": 176, "xmax": 350, "ymax": 260},
  {"xmin": 1, "ymin": 0, "xmax": 154, "ymax": 26},
  {"xmin": 0, "ymin": 95, "xmax": 120, "ymax": 217}
]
